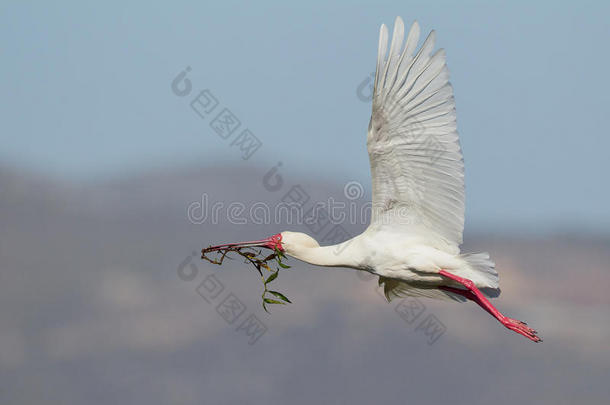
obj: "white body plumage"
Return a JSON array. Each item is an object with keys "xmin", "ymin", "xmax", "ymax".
[{"xmin": 278, "ymin": 17, "xmax": 498, "ymax": 301}]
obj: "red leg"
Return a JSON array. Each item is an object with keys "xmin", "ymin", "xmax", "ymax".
[{"xmin": 438, "ymin": 270, "xmax": 542, "ymax": 343}]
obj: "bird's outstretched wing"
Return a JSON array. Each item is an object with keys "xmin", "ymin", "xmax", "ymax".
[
  {"xmin": 378, "ymin": 276, "xmax": 466, "ymax": 302},
  {"xmin": 368, "ymin": 17, "xmax": 465, "ymax": 251}
]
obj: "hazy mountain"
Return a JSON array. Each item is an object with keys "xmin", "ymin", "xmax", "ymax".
[{"xmin": 1, "ymin": 165, "xmax": 608, "ymax": 405}]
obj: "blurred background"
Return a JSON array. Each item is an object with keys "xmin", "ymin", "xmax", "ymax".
[{"xmin": 1, "ymin": 1, "xmax": 609, "ymax": 404}]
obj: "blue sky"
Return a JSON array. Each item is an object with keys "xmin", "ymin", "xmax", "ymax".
[{"xmin": 1, "ymin": 0, "xmax": 609, "ymax": 232}]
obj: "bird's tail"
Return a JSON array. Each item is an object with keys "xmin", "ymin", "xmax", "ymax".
[{"xmin": 462, "ymin": 252, "xmax": 500, "ymax": 298}]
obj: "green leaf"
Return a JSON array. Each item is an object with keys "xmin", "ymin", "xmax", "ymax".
[
  {"xmin": 268, "ymin": 290, "xmax": 292, "ymax": 303},
  {"xmin": 262, "ymin": 300, "xmax": 269, "ymax": 313},
  {"xmin": 278, "ymin": 262, "xmax": 291, "ymax": 269},
  {"xmin": 263, "ymin": 298, "xmax": 285, "ymax": 305},
  {"xmin": 265, "ymin": 271, "xmax": 278, "ymax": 284}
]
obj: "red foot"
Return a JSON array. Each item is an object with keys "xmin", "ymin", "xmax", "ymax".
[
  {"xmin": 439, "ymin": 270, "xmax": 542, "ymax": 343},
  {"xmin": 501, "ymin": 317, "xmax": 540, "ymax": 342}
]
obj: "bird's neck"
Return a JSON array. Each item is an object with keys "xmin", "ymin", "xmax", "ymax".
[{"xmin": 287, "ymin": 241, "xmax": 360, "ymax": 268}]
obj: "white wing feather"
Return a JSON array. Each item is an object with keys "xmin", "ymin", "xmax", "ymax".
[{"xmin": 367, "ymin": 17, "xmax": 465, "ymax": 252}]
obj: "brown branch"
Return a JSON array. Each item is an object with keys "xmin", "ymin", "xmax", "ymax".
[{"xmin": 200, "ymin": 245, "xmax": 291, "ymax": 312}]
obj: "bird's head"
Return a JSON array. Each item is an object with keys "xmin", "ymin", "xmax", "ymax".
[
  {"xmin": 205, "ymin": 231, "xmax": 319, "ymax": 256},
  {"xmin": 277, "ymin": 231, "xmax": 319, "ymax": 254}
]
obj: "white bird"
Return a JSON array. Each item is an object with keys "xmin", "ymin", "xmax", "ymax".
[{"xmin": 207, "ymin": 17, "xmax": 541, "ymax": 342}]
